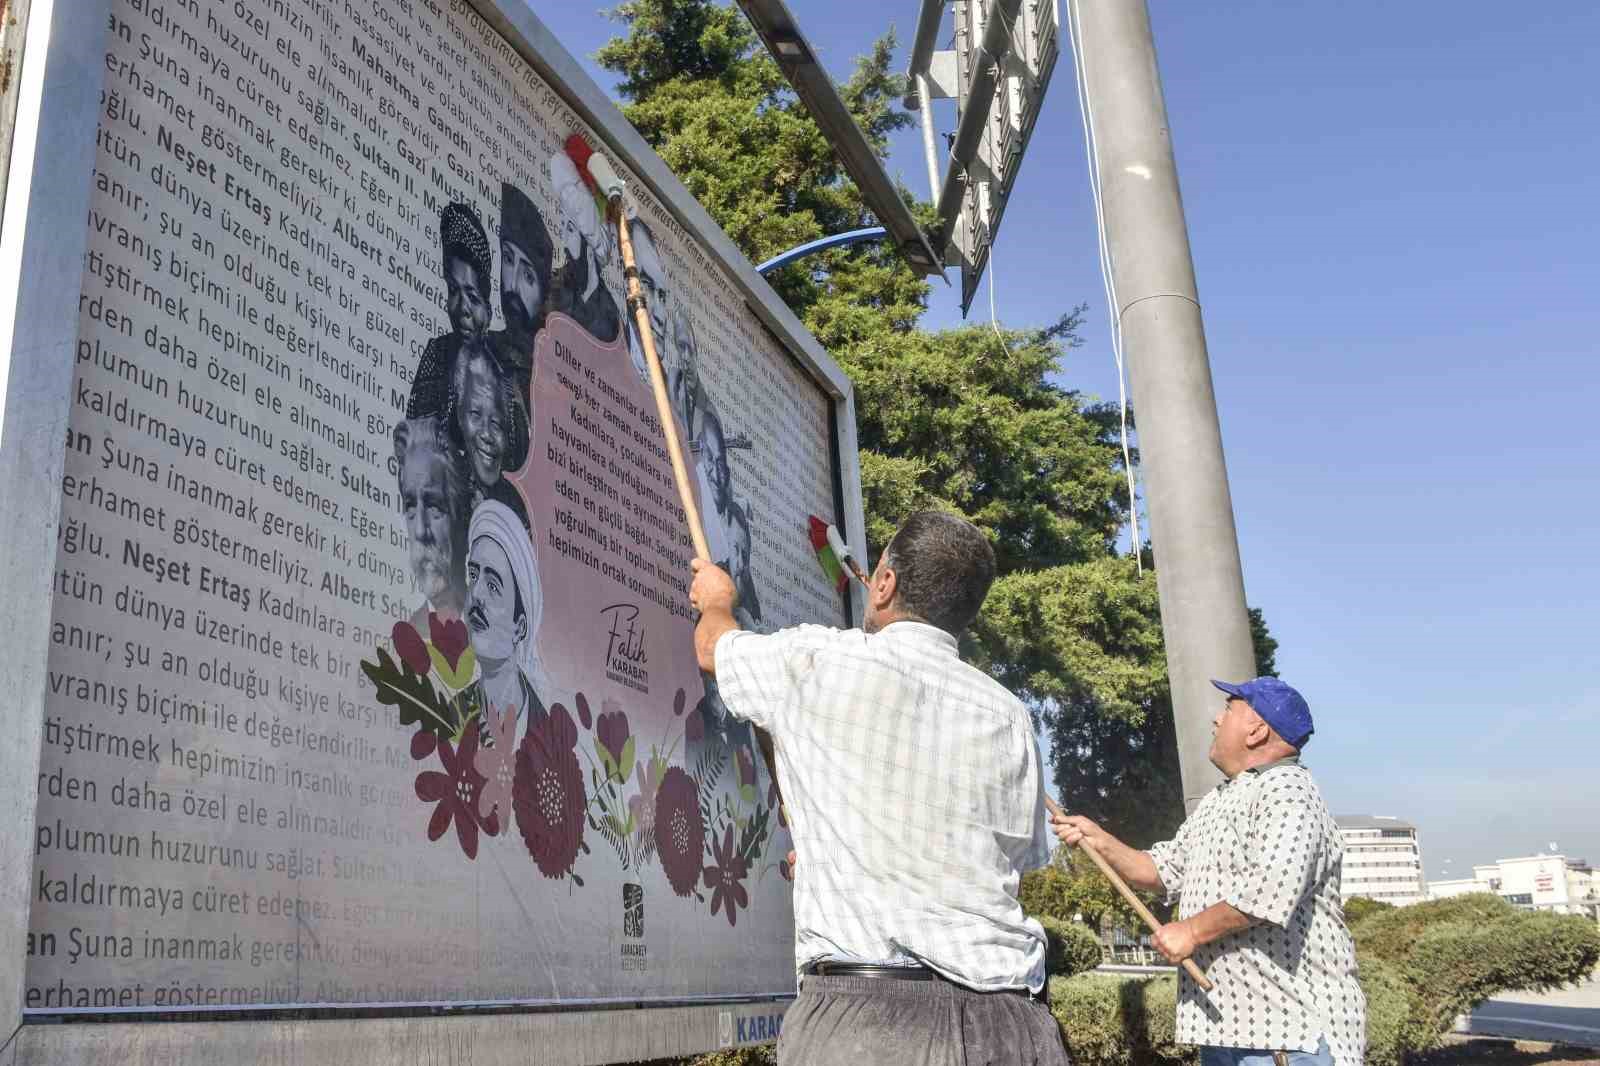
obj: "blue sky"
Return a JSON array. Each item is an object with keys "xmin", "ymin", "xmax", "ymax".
[{"xmin": 533, "ymin": 2, "xmax": 1600, "ymax": 880}]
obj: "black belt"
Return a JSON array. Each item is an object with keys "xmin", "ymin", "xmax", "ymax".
[{"xmin": 803, "ymin": 961, "xmax": 936, "ymax": 980}]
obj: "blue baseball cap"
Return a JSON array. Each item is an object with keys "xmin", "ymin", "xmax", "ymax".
[{"xmin": 1212, "ymin": 677, "xmax": 1314, "ymax": 749}]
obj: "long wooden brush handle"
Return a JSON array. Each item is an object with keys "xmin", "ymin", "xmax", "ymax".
[
  {"xmin": 1045, "ymin": 796, "xmax": 1214, "ymax": 991},
  {"xmin": 612, "ymin": 200, "xmax": 711, "ymax": 563}
]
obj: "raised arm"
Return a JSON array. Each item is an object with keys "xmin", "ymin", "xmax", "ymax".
[{"xmin": 1050, "ymin": 813, "xmax": 1166, "ymax": 893}]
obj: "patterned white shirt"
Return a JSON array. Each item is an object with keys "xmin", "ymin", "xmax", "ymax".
[
  {"xmin": 715, "ymin": 621, "xmax": 1053, "ymax": 992},
  {"xmin": 1147, "ymin": 761, "xmax": 1366, "ymax": 1066}
]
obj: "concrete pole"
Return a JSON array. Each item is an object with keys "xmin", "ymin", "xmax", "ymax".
[{"xmin": 1068, "ymin": 0, "xmax": 1256, "ymax": 813}]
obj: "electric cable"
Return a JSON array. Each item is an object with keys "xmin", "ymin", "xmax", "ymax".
[{"xmin": 1065, "ymin": 0, "xmax": 1143, "ymax": 572}]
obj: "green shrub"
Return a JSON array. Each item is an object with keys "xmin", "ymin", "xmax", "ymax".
[
  {"xmin": 1047, "ymin": 952, "xmax": 1416, "ymax": 1066},
  {"xmin": 1353, "ymin": 893, "xmax": 1600, "ymax": 1055},
  {"xmin": 1048, "ymin": 973, "xmax": 1194, "ymax": 1066},
  {"xmin": 682, "ymin": 1048, "xmax": 776, "ymax": 1066},
  {"xmin": 1355, "ymin": 956, "xmax": 1412, "ymax": 1066},
  {"xmin": 1039, "ymin": 915, "xmax": 1105, "ymax": 978},
  {"xmin": 1341, "ymin": 896, "xmax": 1394, "ymax": 928}
]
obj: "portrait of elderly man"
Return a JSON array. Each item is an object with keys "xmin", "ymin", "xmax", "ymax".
[
  {"xmin": 624, "ymin": 217, "xmax": 675, "ymax": 384},
  {"xmin": 408, "ymin": 203, "xmax": 494, "ymax": 421},
  {"xmin": 547, "ymin": 151, "xmax": 621, "ymax": 345},
  {"xmin": 694, "ymin": 409, "xmax": 755, "ymax": 617},
  {"xmin": 448, "ymin": 335, "xmax": 531, "ymax": 531},
  {"xmin": 461, "ymin": 499, "xmax": 551, "ymax": 744},
  {"xmin": 488, "ymin": 182, "xmax": 555, "ymax": 401},
  {"xmin": 394, "ymin": 417, "xmax": 471, "ymax": 628}
]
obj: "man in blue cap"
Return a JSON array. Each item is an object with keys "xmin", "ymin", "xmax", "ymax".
[{"xmin": 1051, "ymin": 678, "xmax": 1365, "ymax": 1066}]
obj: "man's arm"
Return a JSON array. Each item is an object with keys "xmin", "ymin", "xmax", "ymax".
[
  {"xmin": 690, "ymin": 559, "xmax": 739, "ymax": 673},
  {"xmin": 1051, "ymin": 814, "xmax": 1165, "ymax": 893},
  {"xmin": 1151, "ymin": 902, "xmax": 1253, "ymax": 963},
  {"xmin": 688, "ymin": 559, "xmax": 785, "ymax": 818}
]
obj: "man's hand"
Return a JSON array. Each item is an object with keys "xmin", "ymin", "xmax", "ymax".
[
  {"xmin": 1051, "ymin": 812, "xmax": 1114, "ymax": 852},
  {"xmin": 1152, "ymin": 921, "xmax": 1199, "ymax": 964},
  {"xmin": 690, "ymin": 559, "xmax": 740, "ymax": 674},
  {"xmin": 1047, "ymin": 809, "xmax": 1166, "ymax": 893},
  {"xmin": 690, "ymin": 558, "xmax": 738, "ymax": 615}
]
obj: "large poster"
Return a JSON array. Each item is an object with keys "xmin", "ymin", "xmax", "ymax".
[{"xmin": 26, "ymin": 0, "xmax": 846, "ymax": 1012}]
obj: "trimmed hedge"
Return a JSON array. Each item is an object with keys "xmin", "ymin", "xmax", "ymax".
[
  {"xmin": 1352, "ymin": 893, "xmax": 1600, "ymax": 1055},
  {"xmin": 1048, "ymin": 956, "xmax": 1413, "ymax": 1066},
  {"xmin": 1048, "ymin": 972, "xmax": 1191, "ymax": 1066},
  {"xmin": 1039, "ymin": 914, "xmax": 1106, "ymax": 978}
]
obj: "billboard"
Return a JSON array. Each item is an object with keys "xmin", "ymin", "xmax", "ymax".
[{"xmin": 23, "ymin": 0, "xmax": 851, "ymax": 1016}]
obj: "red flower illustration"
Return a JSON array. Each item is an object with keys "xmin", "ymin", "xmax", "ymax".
[
  {"xmin": 412, "ymin": 729, "xmax": 438, "ymax": 761},
  {"xmin": 513, "ymin": 702, "xmax": 587, "ymax": 879},
  {"xmin": 704, "ymin": 824, "xmax": 749, "ymax": 927},
  {"xmin": 576, "ymin": 691, "xmax": 593, "ymax": 730},
  {"xmin": 655, "ymin": 766, "xmax": 705, "ymax": 897},
  {"xmin": 473, "ymin": 703, "xmax": 519, "ymax": 833},
  {"xmin": 414, "ymin": 729, "xmax": 497, "ymax": 860},
  {"xmin": 596, "ymin": 702, "xmax": 631, "ymax": 772},
  {"xmin": 392, "ymin": 622, "xmax": 431, "ymax": 675},
  {"xmin": 673, "ymin": 688, "xmax": 687, "ymax": 717},
  {"xmin": 428, "ymin": 611, "xmax": 469, "ymax": 671}
]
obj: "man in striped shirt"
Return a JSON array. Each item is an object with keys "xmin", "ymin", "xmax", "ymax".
[{"xmin": 690, "ymin": 511, "xmax": 1070, "ymax": 1066}]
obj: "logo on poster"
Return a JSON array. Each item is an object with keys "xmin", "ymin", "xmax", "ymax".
[
  {"xmin": 601, "ymin": 602, "xmax": 649, "ymax": 692},
  {"xmin": 623, "ymin": 883, "xmax": 644, "ymax": 938}
]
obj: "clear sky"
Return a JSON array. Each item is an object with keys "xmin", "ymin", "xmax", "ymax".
[{"xmin": 532, "ymin": 2, "xmax": 1600, "ymax": 881}]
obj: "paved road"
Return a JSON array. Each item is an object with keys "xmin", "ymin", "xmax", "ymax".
[{"xmin": 1461, "ymin": 976, "xmax": 1600, "ymax": 1047}]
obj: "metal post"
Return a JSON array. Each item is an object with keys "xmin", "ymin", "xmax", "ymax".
[
  {"xmin": 1068, "ymin": 0, "xmax": 1255, "ymax": 813},
  {"xmin": 915, "ymin": 73, "xmax": 942, "ymax": 199}
]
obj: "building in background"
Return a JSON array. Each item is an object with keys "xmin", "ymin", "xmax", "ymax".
[
  {"xmin": 1428, "ymin": 854, "xmax": 1599, "ymax": 920},
  {"xmin": 1337, "ymin": 815, "xmax": 1426, "ymax": 905}
]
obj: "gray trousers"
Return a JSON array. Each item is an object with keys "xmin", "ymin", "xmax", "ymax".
[{"xmin": 779, "ymin": 975, "xmax": 1072, "ymax": 1066}]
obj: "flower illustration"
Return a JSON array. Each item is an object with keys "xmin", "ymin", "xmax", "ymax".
[
  {"xmin": 628, "ymin": 754, "xmax": 666, "ymax": 856},
  {"xmin": 473, "ymin": 702, "xmax": 519, "ymax": 833},
  {"xmin": 595, "ymin": 701, "xmax": 633, "ymax": 782},
  {"xmin": 428, "ymin": 611, "xmax": 470, "ymax": 670},
  {"xmin": 576, "ymin": 692, "xmax": 593, "ymax": 730},
  {"xmin": 392, "ymin": 621, "xmax": 431, "ymax": 675},
  {"xmin": 704, "ymin": 824, "xmax": 749, "ymax": 927},
  {"xmin": 655, "ymin": 766, "xmax": 705, "ymax": 896},
  {"xmin": 411, "ymin": 729, "xmax": 438, "ymax": 762},
  {"xmin": 513, "ymin": 702, "xmax": 587, "ymax": 879},
  {"xmin": 414, "ymin": 729, "xmax": 497, "ymax": 860}
]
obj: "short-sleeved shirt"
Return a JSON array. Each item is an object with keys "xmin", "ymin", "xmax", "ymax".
[
  {"xmin": 714, "ymin": 621, "xmax": 1054, "ymax": 992},
  {"xmin": 1146, "ymin": 761, "xmax": 1366, "ymax": 1066}
]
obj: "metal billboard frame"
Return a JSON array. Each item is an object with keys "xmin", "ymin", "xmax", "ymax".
[
  {"xmin": 0, "ymin": 0, "xmax": 866, "ymax": 1061},
  {"xmin": 906, "ymin": 0, "xmax": 1063, "ymax": 313}
]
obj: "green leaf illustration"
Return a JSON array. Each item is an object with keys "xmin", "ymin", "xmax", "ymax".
[
  {"xmin": 619, "ymin": 736, "xmax": 636, "ymax": 785},
  {"xmin": 429, "ymin": 644, "xmax": 477, "ymax": 691},
  {"xmin": 361, "ymin": 646, "xmax": 455, "ymax": 739}
]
